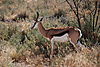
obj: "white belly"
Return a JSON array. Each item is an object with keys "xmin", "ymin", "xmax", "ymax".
[{"xmin": 52, "ymin": 33, "xmax": 69, "ymax": 42}]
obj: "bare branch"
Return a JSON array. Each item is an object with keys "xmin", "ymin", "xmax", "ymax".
[
  {"xmin": 66, "ymin": 0, "xmax": 81, "ymax": 29},
  {"xmin": 95, "ymin": 2, "xmax": 100, "ymax": 27},
  {"xmin": 93, "ymin": 1, "xmax": 98, "ymax": 31},
  {"xmin": 66, "ymin": 0, "xmax": 77, "ymax": 16},
  {"xmin": 73, "ymin": 0, "xmax": 81, "ymax": 29},
  {"xmin": 97, "ymin": 25, "xmax": 100, "ymax": 32},
  {"xmin": 95, "ymin": 10, "xmax": 100, "ymax": 27}
]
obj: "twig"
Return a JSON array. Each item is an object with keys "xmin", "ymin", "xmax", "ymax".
[
  {"xmin": 73, "ymin": 0, "xmax": 81, "ymax": 29},
  {"xmin": 95, "ymin": 1, "xmax": 100, "ymax": 27},
  {"xmin": 93, "ymin": 1, "xmax": 98, "ymax": 31},
  {"xmin": 66, "ymin": 0, "xmax": 81, "ymax": 29},
  {"xmin": 66, "ymin": 0, "xmax": 77, "ymax": 16}
]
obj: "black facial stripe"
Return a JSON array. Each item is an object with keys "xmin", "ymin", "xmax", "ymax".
[{"xmin": 31, "ymin": 22, "xmax": 37, "ymax": 29}]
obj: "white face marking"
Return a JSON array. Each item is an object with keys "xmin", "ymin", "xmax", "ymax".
[{"xmin": 51, "ymin": 33, "xmax": 69, "ymax": 42}]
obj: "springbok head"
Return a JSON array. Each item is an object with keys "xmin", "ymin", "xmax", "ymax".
[{"xmin": 31, "ymin": 12, "xmax": 43, "ymax": 29}]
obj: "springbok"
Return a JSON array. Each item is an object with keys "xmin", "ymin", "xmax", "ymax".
[{"xmin": 31, "ymin": 12, "xmax": 82, "ymax": 58}]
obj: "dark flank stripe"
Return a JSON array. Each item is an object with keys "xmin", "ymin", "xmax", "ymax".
[{"xmin": 51, "ymin": 30, "xmax": 69, "ymax": 36}]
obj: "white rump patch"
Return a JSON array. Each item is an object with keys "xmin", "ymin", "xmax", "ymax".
[
  {"xmin": 75, "ymin": 28, "xmax": 82, "ymax": 38},
  {"xmin": 51, "ymin": 33, "xmax": 69, "ymax": 42}
]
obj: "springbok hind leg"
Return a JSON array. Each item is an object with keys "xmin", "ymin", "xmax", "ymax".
[{"xmin": 69, "ymin": 39, "xmax": 79, "ymax": 52}]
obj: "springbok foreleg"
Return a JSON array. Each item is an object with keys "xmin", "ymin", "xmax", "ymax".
[{"xmin": 50, "ymin": 39, "xmax": 54, "ymax": 59}]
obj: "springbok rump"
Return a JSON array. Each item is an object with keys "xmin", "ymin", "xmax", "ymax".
[{"xmin": 31, "ymin": 12, "xmax": 83, "ymax": 59}]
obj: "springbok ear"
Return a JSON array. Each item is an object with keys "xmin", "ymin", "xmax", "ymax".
[{"xmin": 40, "ymin": 17, "xmax": 43, "ymax": 21}]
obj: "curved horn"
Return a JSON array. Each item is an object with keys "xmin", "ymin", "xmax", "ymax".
[
  {"xmin": 31, "ymin": 12, "xmax": 39, "ymax": 29},
  {"xmin": 35, "ymin": 11, "xmax": 39, "ymax": 22}
]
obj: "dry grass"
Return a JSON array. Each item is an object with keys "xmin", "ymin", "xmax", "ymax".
[
  {"xmin": 0, "ymin": 42, "xmax": 99, "ymax": 67},
  {"xmin": 0, "ymin": 0, "xmax": 100, "ymax": 67},
  {"xmin": 0, "ymin": 15, "xmax": 99, "ymax": 67}
]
